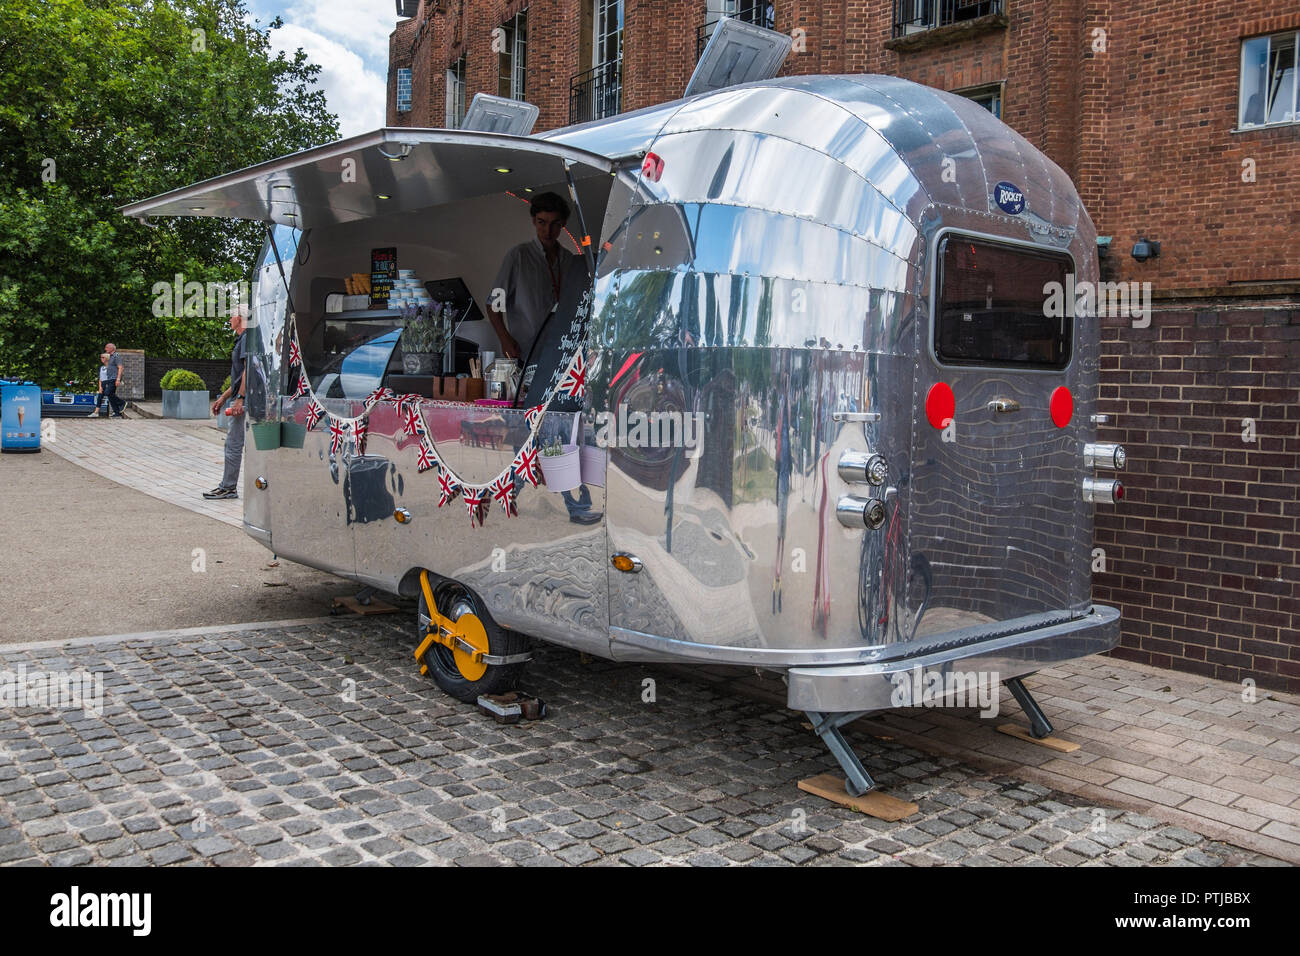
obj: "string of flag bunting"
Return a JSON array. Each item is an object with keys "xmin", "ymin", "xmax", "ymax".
[{"xmin": 283, "ymin": 318, "xmax": 590, "ymax": 528}]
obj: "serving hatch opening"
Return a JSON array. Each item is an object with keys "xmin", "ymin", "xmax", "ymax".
[{"xmin": 119, "ymin": 128, "xmax": 619, "ymax": 408}]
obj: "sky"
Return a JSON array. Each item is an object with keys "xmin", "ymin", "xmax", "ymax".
[{"xmin": 244, "ymin": 0, "xmax": 397, "ymax": 138}]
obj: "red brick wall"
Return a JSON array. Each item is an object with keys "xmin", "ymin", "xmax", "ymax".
[{"xmin": 1094, "ymin": 306, "xmax": 1300, "ymax": 693}]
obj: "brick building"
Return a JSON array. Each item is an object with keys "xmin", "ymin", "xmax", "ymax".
[{"xmin": 387, "ymin": 0, "xmax": 1300, "ymax": 691}]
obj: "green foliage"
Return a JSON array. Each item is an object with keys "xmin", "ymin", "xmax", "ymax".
[
  {"xmin": 162, "ymin": 369, "xmax": 206, "ymax": 391},
  {"xmin": 222, "ymin": 375, "xmax": 231, "ymax": 394},
  {"xmin": 0, "ymin": 0, "xmax": 338, "ymax": 388},
  {"xmin": 159, "ymin": 369, "xmax": 177, "ymax": 390}
]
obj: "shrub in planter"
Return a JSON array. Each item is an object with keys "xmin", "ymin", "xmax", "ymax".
[{"xmin": 161, "ymin": 368, "xmax": 210, "ymax": 419}]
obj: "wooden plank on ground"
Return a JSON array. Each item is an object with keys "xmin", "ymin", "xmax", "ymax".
[
  {"xmin": 797, "ymin": 773, "xmax": 918, "ymax": 821},
  {"xmin": 996, "ymin": 722, "xmax": 1080, "ymax": 752},
  {"xmin": 332, "ymin": 596, "xmax": 399, "ymax": 616}
]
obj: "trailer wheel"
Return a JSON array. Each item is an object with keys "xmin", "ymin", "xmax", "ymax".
[{"xmin": 418, "ymin": 578, "xmax": 529, "ymax": 703}]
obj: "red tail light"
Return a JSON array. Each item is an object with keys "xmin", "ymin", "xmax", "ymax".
[
  {"xmin": 925, "ymin": 382, "xmax": 955, "ymax": 429},
  {"xmin": 1049, "ymin": 387, "xmax": 1073, "ymax": 428}
]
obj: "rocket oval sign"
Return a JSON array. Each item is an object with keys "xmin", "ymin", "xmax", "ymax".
[{"xmin": 994, "ymin": 181, "xmax": 1026, "ymax": 215}]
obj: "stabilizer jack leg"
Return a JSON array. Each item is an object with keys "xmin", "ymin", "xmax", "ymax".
[
  {"xmin": 1005, "ymin": 677, "xmax": 1053, "ymax": 739},
  {"xmin": 806, "ymin": 710, "xmax": 876, "ymax": 797}
]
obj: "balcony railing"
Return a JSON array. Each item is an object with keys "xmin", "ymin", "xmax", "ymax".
[
  {"xmin": 570, "ymin": 60, "xmax": 622, "ymax": 124},
  {"xmin": 891, "ymin": 0, "xmax": 1002, "ymax": 39},
  {"xmin": 697, "ymin": 3, "xmax": 775, "ymax": 59}
]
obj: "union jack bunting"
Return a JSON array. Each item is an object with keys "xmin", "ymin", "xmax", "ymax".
[
  {"xmin": 462, "ymin": 485, "xmax": 488, "ymax": 527},
  {"xmin": 365, "ymin": 387, "xmax": 393, "ymax": 406},
  {"xmin": 401, "ymin": 402, "xmax": 425, "ymax": 438},
  {"xmin": 288, "ymin": 339, "xmax": 301, "ymax": 368},
  {"xmin": 294, "ymin": 374, "xmax": 309, "ymax": 398},
  {"xmin": 304, "ymin": 401, "xmax": 325, "ymax": 429},
  {"xmin": 353, "ymin": 417, "xmax": 367, "ymax": 456},
  {"xmin": 513, "ymin": 442, "xmax": 541, "ymax": 487},
  {"xmin": 524, "ymin": 404, "xmax": 545, "ymax": 431},
  {"xmin": 416, "ymin": 441, "xmax": 438, "ymax": 473},
  {"xmin": 328, "ymin": 417, "xmax": 347, "ymax": 456},
  {"xmin": 559, "ymin": 351, "xmax": 587, "ymax": 399},
  {"xmin": 490, "ymin": 475, "xmax": 518, "ymax": 518},
  {"xmin": 436, "ymin": 467, "xmax": 459, "ymax": 506}
]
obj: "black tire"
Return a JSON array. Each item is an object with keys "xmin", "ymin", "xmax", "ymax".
[{"xmin": 418, "ymin": 578, "xmax": 529, "ymax": 703}]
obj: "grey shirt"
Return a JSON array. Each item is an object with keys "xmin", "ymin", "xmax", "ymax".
[
  {"xmin": 105, "ymin": 352, "xmax": 122, "ymax": 385},
  {"xmin": 492, "ymin": 239, "xmax": 587, "ymax": 362}
]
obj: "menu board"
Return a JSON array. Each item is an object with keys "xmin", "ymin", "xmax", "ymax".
[{"xmin": 369, "ymin": 247, "xmax": 397, "ymax": 310}]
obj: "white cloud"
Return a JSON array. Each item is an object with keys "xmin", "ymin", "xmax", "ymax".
[
  {"xmin": 265, "ymin": 21, "xmax": 388, "ymax": 138},
  {"xmin": 250, "ymin": 0, "xmax": 396, "ymax": 139}
]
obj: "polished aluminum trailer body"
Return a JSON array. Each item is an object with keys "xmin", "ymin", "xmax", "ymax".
[{"xmin": 122, "ymin": 75, "xmax": 1119, "ymax": 723}]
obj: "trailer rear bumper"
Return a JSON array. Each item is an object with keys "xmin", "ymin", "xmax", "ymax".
[{"xmin": 785, "ymin": 604, "xmax": 1120, "ymax": 713}]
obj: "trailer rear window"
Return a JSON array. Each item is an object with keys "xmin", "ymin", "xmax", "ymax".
[{"xmin": 935, "ymin": 237, "xmax": 1073, "ymax": 369}]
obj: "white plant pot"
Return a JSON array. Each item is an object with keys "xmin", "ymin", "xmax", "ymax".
[
  {"xmin": 538, "ymin": 445, "xmax": 581, "ymax": 492},
  {"xmin": 579, "ymin": 445, "xmax": 607, "ymax": 487}
]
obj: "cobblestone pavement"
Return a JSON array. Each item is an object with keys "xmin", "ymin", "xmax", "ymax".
[{"xmin": 0, "ymin": 618, "xmax": 1284, "ymax": 866}]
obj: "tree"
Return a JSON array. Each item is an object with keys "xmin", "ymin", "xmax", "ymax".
[{"xmin": 0, "ymin": 0, "xmax": 338, "ymax": 386}]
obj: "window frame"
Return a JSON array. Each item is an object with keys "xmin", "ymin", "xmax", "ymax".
[
  {"xmin": 955, "ymin": 81, "xmax": 1003, "ymax": 119},
  {"xmin": 497, "ymin": 11, "xmax": 528, "ymax": 101},
  {"xmin": 929, "ymin": 229, "xmax": 1077, "ymax": 373},
  {"xmin": 1238, "ymin": 30, "xmax": 1299, "ymax": 130},
  {"xmin": 446, "ymin": 56, "xmax": 466, "ymax": 129}
]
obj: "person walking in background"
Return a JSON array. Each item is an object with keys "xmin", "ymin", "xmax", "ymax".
[
  {"xmin": 103, "ymin": 343, "xmax": 126, "ymax": 417},
  {"xmin": 203, "ymin": 310, "xmax": 248, "ymax": 500},
  {"xmin": 88, "ymin": 352, "xmax": 110, "ymax": 417}
]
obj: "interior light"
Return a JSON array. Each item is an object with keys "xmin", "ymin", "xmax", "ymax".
[
  {"xmin": 376, "ymin": 194, "xmax": 390, "ymax": 200},
  {"xmin": 495, "ymin": 167, "xmax": 511, "ymax": 174}
]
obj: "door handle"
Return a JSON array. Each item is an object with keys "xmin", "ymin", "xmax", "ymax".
[{"xmin": 988, "ymin": 398, "xmax": 1020, "ymax": 414}]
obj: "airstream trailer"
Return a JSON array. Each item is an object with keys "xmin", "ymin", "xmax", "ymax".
[{"xmin": 122, "ymin": 75, "xmax": 1123, "ymax": 795}]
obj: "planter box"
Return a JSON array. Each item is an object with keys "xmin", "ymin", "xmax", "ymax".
[
  {"xmin": 251, "ymin": 421, "xmax": 280, "ymax": 451},
  {"xmin": 580, "ymin": 445, "xmax": 607, "ymax": 487},
  {"xmin": 538, "ymin": 445, "xmax": 581, "ymax": 492},
  {"xmin": 280, "ymin": 421, "xmax": 307, "ymax": 448},
  {"xmin": 162, "ymin": 389, "xmax": 210, "ymax": 419}
]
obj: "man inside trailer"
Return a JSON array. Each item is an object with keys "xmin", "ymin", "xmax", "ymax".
[
  {"xmin": 487, "ymin": 191, "xmax": 588, "ymax": 364},
  {"xmin": 489, "ymin": 191, "xmax": 599, "ymax": 525}
]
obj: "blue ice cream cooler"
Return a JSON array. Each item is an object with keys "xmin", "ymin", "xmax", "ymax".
[{"xmin": 1, "ymin": 381, "xmax": 41, "ymax": 452}]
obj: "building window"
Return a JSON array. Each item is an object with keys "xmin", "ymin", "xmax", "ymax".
[
  {"xmin": 497, "ymin": 12, "xmax": 527, "ymax": 101},
  {"xmin": 446, "ymin": 56, "xmax": 466, "ymax": 128},
  {"xmin": 959, "ymin": 83, "xmax": 1002, "ymax": 119},
  {"xmin": 892, "ymin": 0, "xmax": 1003, "ymax": 39},
  {"xmin": 1240, "ymin": 31, "xmax": 1298, "ymax": 128},
  {"xmin": 396, "ymin": 67, "xmax": 413, "ymax": 113},
  {"xmin": 571, "ymin": 0, "xmax": 622, "ymax": 123},
  {"xmin": 594, "ymin": 0, "xmax": 623, "ymax": 71}
]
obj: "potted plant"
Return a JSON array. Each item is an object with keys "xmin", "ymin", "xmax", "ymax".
[
  {"xmin": 400, "ymin": 303, "xmax": 449, "ymax": 374},
  {"xmin": 160, "ymin": 369, "xmax": 210, "ymax": 419},
  {"xmin": 537, "ymin": 435, "xmax": 581, "ymax": 492}
]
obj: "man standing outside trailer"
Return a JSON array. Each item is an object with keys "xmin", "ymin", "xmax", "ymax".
[
  {"xmin": 202, "ymin": 309, "xmax": 248, "ymax": 500},
  {"xmin": 489, "ymin": 192, "xmax": 599, "ymax": 524},
  {"xmin": 103, "ymin": 343, "xmax": 126, "ymax": 417}
]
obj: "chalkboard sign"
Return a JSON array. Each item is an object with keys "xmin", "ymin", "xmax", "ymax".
[{"xmin": 369, "ymin": 247, "xmax": 397, "ymax": 309}]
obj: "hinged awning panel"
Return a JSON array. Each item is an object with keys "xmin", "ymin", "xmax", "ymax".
[{"xmin": 118, "ymin": 128, "xmax": 614, "ymax": 228}]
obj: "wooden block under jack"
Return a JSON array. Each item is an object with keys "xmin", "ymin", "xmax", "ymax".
[
  {"xmin": 332, "ymin": 595, "xmax": 399, "ymax": 616},
  {"xmin": 797, "ymin": 773, "xmax": 919, "ymax": 821},
  {"xmin": 996, "ymin": 722, "xmax": 1080, "ymax": 752}
]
